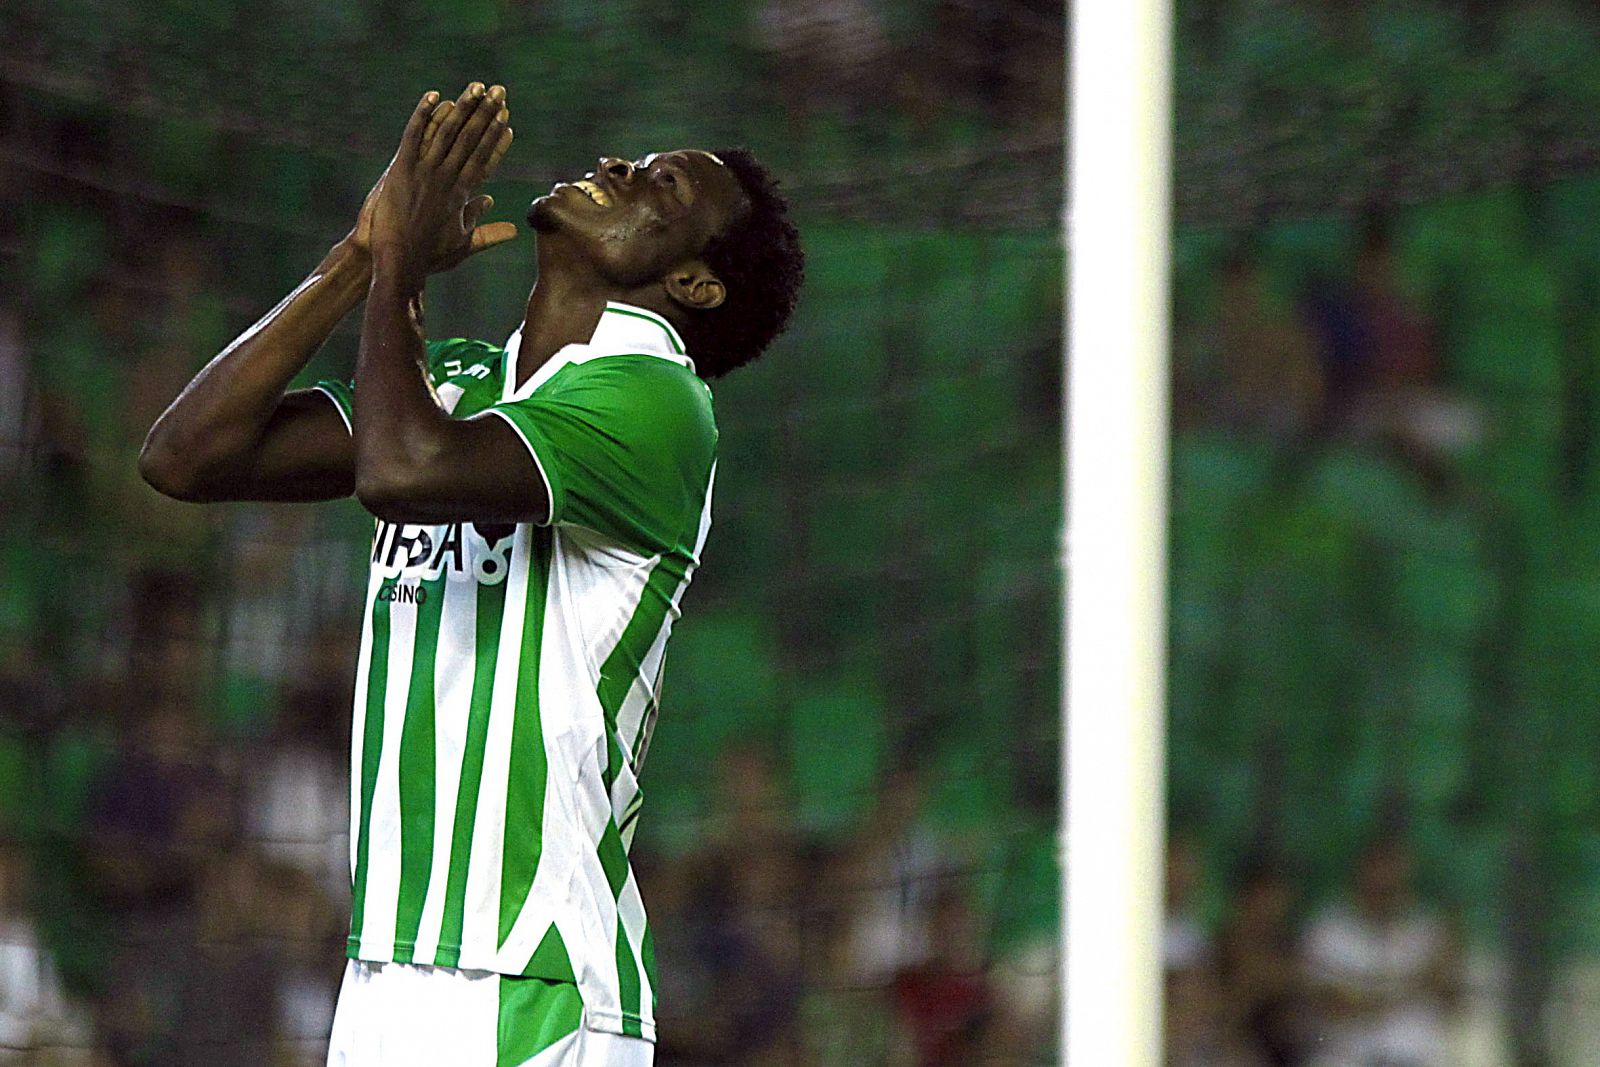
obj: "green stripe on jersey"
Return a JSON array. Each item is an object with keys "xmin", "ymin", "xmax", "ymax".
[
  {"xmin": 348, "ymin": 593, "xmax": 392, "ymax": 947},
  {"xmin": 496, "ymin": 975, "xmax": 582, "ymax": 1067},
  {"xmin": 393, "ymin": 578, "xmax": 446, "ymax": 959},
  {"xmin": 435, "ymin": 573, "xmax": 511, "ymax": 967},
  {"xmin": 595, "ymin": 557, "xmax": 682, "ymax": 731},
  {"xmin": 642, "ymin": 924, "xmax": 657, "ymax": 1004},
  {"xmin": 597, "ymin": 818, "xmax": 627, "ymax": 898},
  {"xmin": 527, "ymin": 923, "xmax": 576, "ymax": 983},
  {"xmin": 498, "ymin": 527, "xmax": 553, "ymax": 947},
  {"xmin": 616, "ymin": 914, "xmax": 644, "ymax": 1038}
]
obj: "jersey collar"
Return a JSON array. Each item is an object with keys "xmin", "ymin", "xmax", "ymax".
[{"xmin": 501, "ymin": 302, "xmax": 695, "ymax": 402}]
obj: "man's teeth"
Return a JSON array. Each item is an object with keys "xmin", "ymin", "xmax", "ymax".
[{"xmin": 573, "ymin": 180, "xmax": 611, "ymax": 206}]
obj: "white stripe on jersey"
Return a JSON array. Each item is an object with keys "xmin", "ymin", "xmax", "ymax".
[
  {"xmin": 617, "ymin": 869, "xmax": 652, "ymax": 1022},
  {"xmin": 497, "ymin": 525, "xmax": 621, "ymax": 975},
  {"xmin": 360, "ymin": 596, "xmax": 419, "ymax": 959},
  {"xmin": 412, "ymin": 576, "xmax": 479, "ymax": 960},
  {"xmin": 349, "ymin": 569, "xmax": 386, "ymax": 885},
  {"xmin": 459, "ymin": 524, "xmax": 534, "ymax": 958},
  {"xmin": 614, "ymin": 464, "xmax": 716, "ymax": 768}
]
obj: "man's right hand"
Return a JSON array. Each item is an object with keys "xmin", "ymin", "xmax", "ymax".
[{"xmin": 342, "ymin": 88, "xmax": 518, "ymax": 274}]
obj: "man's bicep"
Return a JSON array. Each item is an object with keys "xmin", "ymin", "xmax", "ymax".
[
  {"xmin": 229, "ymin": 388, "xmax": 356, "ymax": 502},
  {"xmin": 358, "ymin": 413, "xmax": 551, "ymax": 526},
  {"xmin": 442, "ymin": 413, "xmax": 553, "ymax": 524}
]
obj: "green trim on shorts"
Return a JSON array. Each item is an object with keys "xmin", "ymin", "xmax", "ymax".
[{"xmin": 497, "ymin": 975, "xmax": 584, "ymax": 1066}]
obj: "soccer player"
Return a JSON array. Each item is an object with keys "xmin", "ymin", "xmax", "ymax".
[{"xmin": 139, "ymin": 82, "xmax": 804, "ymax": 1066}]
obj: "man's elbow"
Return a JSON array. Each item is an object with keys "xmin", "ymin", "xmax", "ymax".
[
  {"xmin": 138, "ymin": 438, "xmax": 210, "ymax": 502},
  {"xmin": 354, "ymin": 481, "xmax": 409, "ymax": 523},
  {"xmin": 354, "ymin": 462, "xmax": 425, "ymax": 523}
]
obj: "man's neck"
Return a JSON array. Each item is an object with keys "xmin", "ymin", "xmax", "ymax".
[
  {"xmin": 515, "ymin": 274, "xmax": 608, "ymax": 391},
  {"xmin": 513, "ymin": 249, "xmax": 682, "ymax": 392}
]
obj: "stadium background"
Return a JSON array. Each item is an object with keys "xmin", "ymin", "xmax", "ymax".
[{"xmin": 1, "ymin": 1, "xmax": 1600, "ymax": 1065}]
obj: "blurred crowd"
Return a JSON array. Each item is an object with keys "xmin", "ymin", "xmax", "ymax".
[
  {"xmin": 1164, "ymin": 836, "xmax": 1466, "ymax": 1067},
  {"xmin": 1173, "ymin": 213, "xmax": 1482, "ymax": 473},
  {"xmin": 646, "ymin": 755, "xmax": 1055, "ymax": 1066},
  {"xmin": 1163, "ymin": 211, "xmax": 1491, "ymax": 1067}
]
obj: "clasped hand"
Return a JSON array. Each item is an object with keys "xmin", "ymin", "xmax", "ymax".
[{"xmin": 352, "ymin": 82, "xmax": 517, "ymax": 280}]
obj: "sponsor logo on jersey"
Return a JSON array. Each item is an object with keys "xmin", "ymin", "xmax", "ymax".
[
  {"xmin": 378, "ymin": 581, "xmax": 428, "ymax": 604},
  {"xmin": 371, "ymin": 521, "xmax": 513, "ymax": 586}
]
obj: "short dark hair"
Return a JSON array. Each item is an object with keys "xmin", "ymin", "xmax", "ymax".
[{"xmin": 678, "ymin": 147, "xmax": 805, "ymax": 379}]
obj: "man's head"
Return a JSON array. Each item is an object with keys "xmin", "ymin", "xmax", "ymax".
[
  {"xmin": 528, "ymin": 146, "xmax": 804, "ymax": 378},
  {"xmin": 1354, "ymin": 836, "xmax": 1413, "ymax": 920}
]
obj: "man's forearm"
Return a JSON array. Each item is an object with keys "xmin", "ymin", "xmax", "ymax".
[
  {"xmin": 140, "ymin": 241, "xmax": 369, "ymax": 489},
  {"xmin": 352, "ymin": 252, "xmax": 456, "ymax": 515}
]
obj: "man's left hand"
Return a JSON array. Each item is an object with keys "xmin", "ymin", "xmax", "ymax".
[{"xmin": 369, "ymin": 82, "xmax": 516, "ymax": 282}]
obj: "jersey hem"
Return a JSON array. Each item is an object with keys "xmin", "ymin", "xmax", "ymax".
[
  {"xmin": 581, "ymin": 1007, "xmax": 657, "ymax": 1043},
  {"xmin": 346, "ymin": 941, "xmax": 657, "ymax": 1042},
  {"xmin": 347, "ymin": 938, "xmax": 583, "ymax": 984}
]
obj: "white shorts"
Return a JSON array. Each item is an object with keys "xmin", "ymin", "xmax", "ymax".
[{"xmin": 327, "ymin": 960, "xmax": 654, "ymax": 1067}]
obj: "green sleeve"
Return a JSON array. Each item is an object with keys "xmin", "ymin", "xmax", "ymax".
[
  {"xmin": 313, "ymin": 338, "xmax": 492, "ymax": 432},
  {"xmin": 484, "ymin": 356, "xmax": 717, "ymax": 554}
]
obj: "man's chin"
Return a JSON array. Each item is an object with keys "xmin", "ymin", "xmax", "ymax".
[{"xmin": 527, "ymin": 196, "xmax": 563, "ymax": 234}]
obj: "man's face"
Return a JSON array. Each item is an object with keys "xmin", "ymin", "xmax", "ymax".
[{"xmin": 528, "ymin": 149, "xmax": 745, "ymax": 287}]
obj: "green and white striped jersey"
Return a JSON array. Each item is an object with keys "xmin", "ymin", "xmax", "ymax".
[{"xmin": 315, "ymin": 303, "xmax": 717, "ymax": 1041}]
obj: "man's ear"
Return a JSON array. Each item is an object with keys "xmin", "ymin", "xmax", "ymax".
[{"xmin": 663, "ymin": 260, "xmax": 726, "ymax": 312}]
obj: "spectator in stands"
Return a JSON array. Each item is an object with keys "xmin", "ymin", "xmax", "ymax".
[
  {"xmin": 890, "ymin": 877, "xmax": 994, "ymax": 1067},
  {"xmin": 123, "ymin": 572, "xmax": 208, "ymax": 713},
  {"xmin": 981, "ymin": 933, "xmax": 1057, "ymax": 1065},
  {"xmin": 1164, "ymin": 833, "xmax": 1225, "ymax": 1067},
  {"xmin": 1165, "ymin": 834, "xmax": 1211, "ymax": 974},
  {"xmin": 112, "ymin": 231, "xmax": 216, "ymax": 579},
  {"xmin": 0, "ymin": 306, "xmax": 40, "ymax": 478},
  {"xmin": 660, "ymin": 851, "xmax": 808, "ymax": 1066},
  {"xmin": 241, "ymin": 619, "xmax": 352, "ymax": 900},
  {"xmin": 0, "ymin": 635, "xmax": 65, "ymax": 750},
  {"xmin": 659, "ymin": 745, "xmax": 809, "ymax": 1065},
  {"xmin": 701, "ymin": 743, "xmax": 802, "ymax": 864},
  {"xmin": 799, "ymin": 845, "xmax": 904, "ymax": 1066},
  {"xmin": 1301, "ymin": 836, "xmax": 1463, "ymax": 1067},
  {"xmin": 0, "ymin": 838, "xmax": 97, "ymax": 1063},
  {"xmin": 838, "ymin": 766, "xmax": 958, "ymax": 988},
  {"xmin": 176, "ymin": 850, "xmax": 283, "ymax": 1067},
  {"xmin": 930, "ymin": 0, "xmax": 1060, "ymax": 130},
  {"xmin": 252, "ymin": 860, "xmax": 343, "ymax": 1067},
  {"xmin": 1301, "ymin": 214, "xmax": 1480, "ymax": 463},
  {"xmin": 84, "ymin": 697, "xmax": 230, "ymax": 1066},
  {"xmin": 1346, "ymin": 215, "xmax": 1437, "ymax": 395},
  {"xmin": 1205, "ymin": 240, "xmax": 1324, "ymax": 439},
  {"xmin": 635, "ymin": 851, "xmax": 717, "ymax": 1065},
  {"xmin": 752, "ymin": 0, "xmax": 890, "ymax": 132},
  {"xmin": 237, "ymin": 642, "xmax": 350, "ymax": 1065},
  {"xmin": 1215, "ymin": 855, "xmax": 1305, "ymax": 1066}
]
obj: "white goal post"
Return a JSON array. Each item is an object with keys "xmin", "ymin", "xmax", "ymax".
[{"xmin": 1061, "ymin": 0, "xmax": 1173, "ymax": 1062}]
